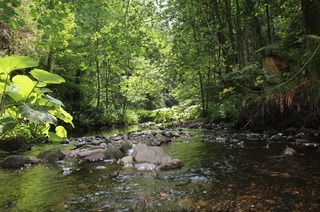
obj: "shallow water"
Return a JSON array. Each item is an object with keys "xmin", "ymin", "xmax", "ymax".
[{"xmin": 1, "ymin": 128, "xmax": 320, "ymax": 211}]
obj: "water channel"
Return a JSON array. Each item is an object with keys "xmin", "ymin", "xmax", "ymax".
[{"xmin": 0, "ymin": 126, "xmax": 320, "ymax": 211}]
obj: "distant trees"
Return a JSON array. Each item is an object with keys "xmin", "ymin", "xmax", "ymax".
[{"xmin": 1, "ymin": 0, "xmax": 319, "ymax": 130}]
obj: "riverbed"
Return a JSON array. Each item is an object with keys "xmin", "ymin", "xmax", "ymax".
[{"xmin": 0, "ymin": 126, "xmax": 319, "ymax": 211}]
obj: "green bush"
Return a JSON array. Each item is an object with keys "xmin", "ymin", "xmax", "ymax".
[{"xmin": 121, "ymin": 110, "xmax": 139, "ymax": 125}]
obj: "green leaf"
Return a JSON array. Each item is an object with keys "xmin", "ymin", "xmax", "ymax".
[
  {"xmin": 19, "ymin": 103, "xmax": 57, "ymax": 125},
  {"xmin": 49, "ymin": 106, "xmax": 73, "ymax": 127},
  {"xmin": 0, "ymin": 116, "xmax": 16, "ymax": 134},
  {"xmin": 30, "ymin": 69, "xmax": 65, "ymax": 84},
  {"xmin": 12, "ymin": 75, "xmax": 37, "ymax": 99},
  {"xmin": 0, "ymin": 56, "xmax": 38, "ymax": 75},
  {"xmin": 45, "ymin": 95, "xmax": 65, "ymax": 106},
  {"xmin": 7, "ymin": 89, "xmax": 23, "ymax": 103},
  {"xmin": 55, "ymin": 126, "xmax": 67, "ymax": 138},
  {"xmin": 47, "ymin": 132, "xmax": 63, "ymax": 142}
]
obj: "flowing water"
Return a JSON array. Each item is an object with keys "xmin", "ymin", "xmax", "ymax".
[{"xmin": 0, "ymin": 127, "xmax": 320, "ymax": 211}]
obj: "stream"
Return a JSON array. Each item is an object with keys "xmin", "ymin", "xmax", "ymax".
[{"xmin": 0, "ymin": 125, "xmax": 320, "ymax": 211}]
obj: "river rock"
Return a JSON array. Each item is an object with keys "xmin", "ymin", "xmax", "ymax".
[
  {"xmin": 77, "ymin": 148, "xmax": 105, "ymax": 158},
  {"xmin": 0, "ymin": 137, "xmax": 31, "ymax": 153},
  {"xmin": 104, "ymin": 147, "xmax": 124, "ymax": 160},
  {"xmin": 160, "ymin": 159, "xmax": 183, "ymax": 170},
  {"xmin": 282, "ymin": 146, "xmax": 297, "ymax": 156},
  {"xmin": 119, "ymin": 156, "xmax": 133, "ymax": 167},
  {"xmin": 132, "ymin": 144, "xmax": 172, "ymax": 165},
  {"xmin": 83, "ymin": 151, "xmax": 105, "ymax": 162},
  {"xmin": 157, "ymin": 136, "xmax": 172, "ymax": 145},
  {"xmin": 0, "ymin": 155, "xmax": 31, "ymax": 168},
  {"xmin": 37, "ymin": 148, "xmax": 66, "ymax": 163}
]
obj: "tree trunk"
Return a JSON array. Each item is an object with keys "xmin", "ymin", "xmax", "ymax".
[
  {"xmin": 224, "ymin": 0, "xmax": 237, "ymax": 64},
  {"xmin": 96, "ymin": 60, "xmax": 101, "ymax": 108},
  {"xmin": 266, "ymin": 0, "xmax": 275, "ymax": 44},
  {"xmin": 235, "ymin": 0, "xmax": 244, "ymax": 66},
  {"xmin": 46, "ymin": 50, "xmax": 53, "ymax": 72},
  {"xmin": 302, "ymin": 0, "xmax": 320, "ymax": 35}
]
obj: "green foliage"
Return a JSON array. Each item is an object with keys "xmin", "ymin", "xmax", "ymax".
[
  {"xmin": 136, "ymin": 109, "xmax": 154, "ymax": 123},
  {"xmin": 120, "ymin": 110, "xmax": 139, "ymax": 125},
  {"xmin": 0, "ymin": 56, "xmax": 73, "ymax": 142}
]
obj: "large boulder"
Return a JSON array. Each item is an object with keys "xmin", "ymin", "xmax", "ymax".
[
  {"xmin": 37, "ymin": 148, "xmax": 66, "ymax": 163},
  {"xmin": 132, "ymin": 144, "xmax": 172, "ymax": 165},
  {"xmin": 131, "ymin": 144, "xmax": 182, "ymax": 170},
  {"xmin": 0, "ymin": 155, "xmax": 31, "ymax": 168}
]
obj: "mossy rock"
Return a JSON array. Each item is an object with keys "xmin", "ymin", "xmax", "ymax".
[
  {"xmin": 104, "ymin": 147, "xmax": 124, "ymax": 160},
  {"xmin": 37, "ymin": 148, "xmax": 66, "ymax": 163},
  {"xmin": 0, "ymin": 137, "xmax": 31, "ymax": 153},
  {"xmin": 0, "ymin": 155, "xmax": 31, "ymax": 169}
]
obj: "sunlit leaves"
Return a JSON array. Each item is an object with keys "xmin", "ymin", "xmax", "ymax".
[
  {"xmin": 0, "ymin": 56, "xmax": 72, "ymax": 141},
  {"xmin": 19, "ymin": 103, "xmax": 57, "ymax": 125},
  {"xmin": 49, "ymin": 106, "xmax": 74, "ymax": 127},
  {"xmin": 48, "ymin": 126, "xmax": 67, "ymax": 142},
  {"xmin": 0, "ymin": 56, "xmax": 38, "ymax": 74},
  {"xmin": 31, "ymin": 69, "xmax": 65, "ymax": 84},
  {"xmin": 12, "ymin": 75, "xmax": 37, "ymax": 99}
]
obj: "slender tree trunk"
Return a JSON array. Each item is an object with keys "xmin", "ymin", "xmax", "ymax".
[
  {"xmin": 266, "ymin": 0, "xmax": 274, "ymax": 44},
  {"xmin": 235, "ymin": 0, "xmax": 244, "ymax": 66},
  {"xmin": 198, "ymin": 69, "xmax": 206, "ymax": 117},
  {"xmin": 213, "ymin": 0, "xmax": 232, "ymax": 74},
  {"xmin": 105, "ymin": 60, "xmax": 111, "ymax": 109},
  {"xmin": 96, "ymin": 60, "xmax": 101, "ymax": 108},
  {"xmin": 224, "ymin": 0, "xmax": 237, "ymax": 64},
  {"xmin": 46, "ymin": 49, "xmax": 53, "ymax": 72}
]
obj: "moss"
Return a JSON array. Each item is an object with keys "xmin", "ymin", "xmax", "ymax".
[
  {"xmin": 37, "ymin": 148, "xmax": 65, "ymax": 163},
  {"xmin": 104, "ymin": 147, "xmax": 124, "ymax": 160},
  {"xmin": 120, "ymin": 142, "xmax": 133, "ymax": 153}
]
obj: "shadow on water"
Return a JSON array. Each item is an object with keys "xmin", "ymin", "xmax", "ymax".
[{"xmin": 0, "ymin": 128, "xmax": 320, "ymax": 211}]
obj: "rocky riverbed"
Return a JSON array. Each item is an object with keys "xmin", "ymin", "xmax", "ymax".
[{"xmin": 1, "ymin": 120, "xmax": 320, "ymax": 211}]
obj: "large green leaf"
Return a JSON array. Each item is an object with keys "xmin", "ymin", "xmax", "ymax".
[
  {"xmin": 0, "ymin": 56, "xmax": 38, "ymax": 75},
  {"xmin": 49, "ymin": 106, "xmax": 74, "ymax": 127},
  {"xmin": 30, "ymin": 69, "xmax": 65, "ymax": 84},
  {"xmin": 45, "ymin": 95, "xmax": 65, "ymax": 106},
  {"xmin": 12, "ymin": 75, "xmax": 37, "ymax": 99},
  {"xmin": 55, "ymin": 126, "xmax": 67, "ymax": 138},
  {"xmin": 47, "ymin": 132, "xmax": 63, "ymax": 142},
  {"xmin": 19, "ymin": 103, "xmax": 57, "ymax": 125}
]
